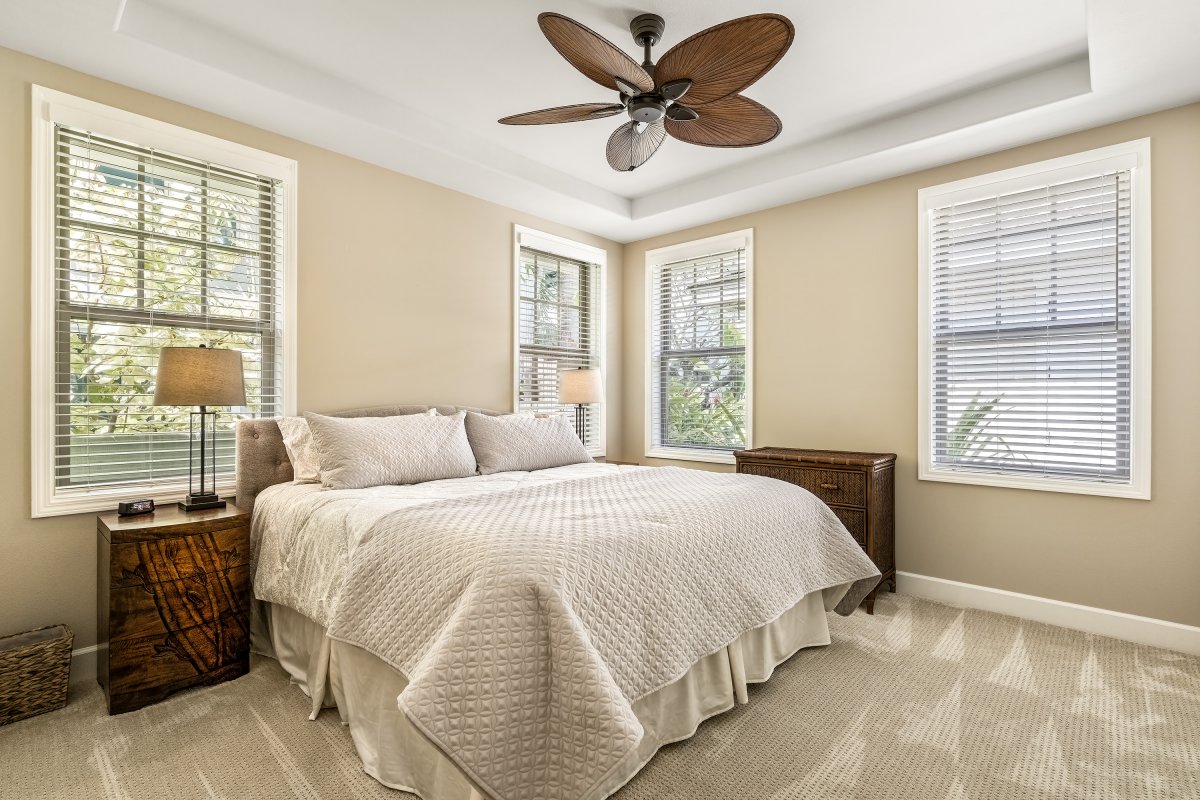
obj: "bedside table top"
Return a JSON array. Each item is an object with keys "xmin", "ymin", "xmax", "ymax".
[
  {"xmin": 736, "ymin": 447, "xmax": 897, "ymax": 467},
  {"xmin": 98, "ymin": 502, "xmax": 249, "ymax": 535}
]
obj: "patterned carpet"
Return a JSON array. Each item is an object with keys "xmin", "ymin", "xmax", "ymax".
[{"xmin": 2, "ymin": 594, "xmax": 1197, "ymax": 800}]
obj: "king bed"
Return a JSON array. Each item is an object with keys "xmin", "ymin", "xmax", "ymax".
[{"xmin": 236, "ymin": 405, "xmax": 881, "ymax": 800}]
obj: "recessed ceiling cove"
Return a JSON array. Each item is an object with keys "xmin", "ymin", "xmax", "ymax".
[{"xmin": 2, "ymin": 1, "xmax": 1199, "ymax": 242}]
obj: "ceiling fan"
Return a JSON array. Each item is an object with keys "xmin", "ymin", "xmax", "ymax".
[{"xmin": 499, "ymin": 11, "xmax": 795, "ymax": 172}]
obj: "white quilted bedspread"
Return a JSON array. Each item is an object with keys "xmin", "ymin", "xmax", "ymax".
[
  {"xmin": 251, "ymin": 463, "xmax": 625, "ymax": 629},
  {"xmin": 302, "ymin": 465, "xmax": 880, "ymax": 800}
]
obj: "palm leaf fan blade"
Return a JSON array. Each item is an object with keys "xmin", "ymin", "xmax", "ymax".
[
  {"xmin": 538, "ymin": 13, "xmax": 654, "ymax": 93},
  {"xmin": 606, "ymin": 121, "xmax": 666, "ymax": 171},
  {"xmin": 664, "ymin": 95, "xmax": 781, "ymax": 147},
  {"xmin": 499, "ymin": 103, "xmax": 625, "ymax": 125},
  {"xmin": 653, "ymin": 14, "xmax": 794, "ymax": 106}
]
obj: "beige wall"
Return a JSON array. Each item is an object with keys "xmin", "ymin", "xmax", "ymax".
[
  {"xmin": 620, "ymin": 103, "xmax": 1200, "ymax": 628},
  {"xmin": 3, "ymin": 41, "xmax": 1197, "ymax": 665},
  {"xmin": 0, "ymin": 46, "xmax": 623, "ymax": 654}
]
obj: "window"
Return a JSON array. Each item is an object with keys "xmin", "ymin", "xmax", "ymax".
[
  {"xmin": 918, "ymin": 140, "xmax": 1151, "ymax": 498},
  {"xmin": 646, "ymin": 230, "xmax": 752, "ymax": 463},
  {"xmin": 32, "ymin": 87, "xmax": 296, "ymax": 516},
  {"xmin": 513, "ymin": 227, "xmax": 605, "ymax": 453}
]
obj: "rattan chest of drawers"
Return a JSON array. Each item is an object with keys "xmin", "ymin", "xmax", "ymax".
[
  {"xmin": 735, "ymin": 447, "xmax": 896, "ymax": 613},
  {"xmin": 96, "ymin": 504, "xmax": 251, "ymax": 714}
]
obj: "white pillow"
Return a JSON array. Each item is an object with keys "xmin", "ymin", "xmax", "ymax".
[
  {"xmin": 276, "ymin": 409, "xmax": 438, "ymax": 483},
  {"xmin": 464, "ymin": 412, "xmax": 593, "ymax": 475},
  {"xmin": 276, "ymin": 416, "xmax": 321, "ymax": 483},
  {"xmin": 304, "ymin": 410, "xmax": 477, "ymax": 489}
]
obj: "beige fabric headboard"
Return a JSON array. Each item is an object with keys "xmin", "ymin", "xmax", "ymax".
[{"xmin": 235, "ymin": 405, "xmax": 502, "ymax": 515}]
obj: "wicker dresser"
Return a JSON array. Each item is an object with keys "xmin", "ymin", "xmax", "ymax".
[
  {"xmin": 96, "ymin": 504, "xmax": 251, "ymax": 714},
  {"xmin": 735, "ymin": 448, "xmax": 896, "ymax": 613}
]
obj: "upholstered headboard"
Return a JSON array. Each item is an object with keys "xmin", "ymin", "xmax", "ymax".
[{"xmin": 234, "ymin": 405, "xmax": 503, "ymax": 515}]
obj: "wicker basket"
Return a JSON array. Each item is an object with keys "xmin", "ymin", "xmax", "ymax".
[{"xmin": 0, "ymin": 624, "xmax": 73, "ymax": 725}]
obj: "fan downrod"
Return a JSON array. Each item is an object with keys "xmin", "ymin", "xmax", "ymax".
[
  {"xmin": 630, "ymin": 13, "xmax": 665, "ymax": 71},
  {"xmin": 626, "ymin": 13, "xmax": 667, "ymax": 123}
]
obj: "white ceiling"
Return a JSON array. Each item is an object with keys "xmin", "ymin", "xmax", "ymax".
[{"xmin": 2, "ymin": 0, "xmax": 1199, "ymax": 242}]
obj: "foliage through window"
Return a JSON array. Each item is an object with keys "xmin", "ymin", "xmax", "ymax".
[
  {"xmin": 516, "ymin": 247, "xmax": 601, "ymax": 447},
  {"xmin": 649, "ymin": 244, "xmax": 749, "ymax": 457},
  {"xmin": 54, "ymin": 126, "xmax": 285, "ymax": 494}
]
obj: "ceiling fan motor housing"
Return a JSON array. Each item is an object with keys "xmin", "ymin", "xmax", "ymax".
[{"xmin": 628, "ymin": 95, "xmax": 667, "ymax": 123}]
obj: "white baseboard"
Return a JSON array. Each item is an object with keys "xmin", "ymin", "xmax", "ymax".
[
  {"xmin": 70, "ymin": 644, "xmax": 99, "ymax": 686},
  {"xmin": 896, "ymin": 571, "xmax": 1200, "ymax": 656}
]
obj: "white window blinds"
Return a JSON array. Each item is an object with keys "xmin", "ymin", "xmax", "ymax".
[
  {"xmin": 53, "ymin": 126, "xmax": 285, "ymax": 496},
  {"xmin": 649, "ymin": 246, "xmax": 749, "ymax": 455},
  {"xmin": 927, "ymin": 165, "xmax": 1136, "ymax": 487},
  {"xmin": 517, "ymin": 246, "xmax": 601, "ymax": 447}
]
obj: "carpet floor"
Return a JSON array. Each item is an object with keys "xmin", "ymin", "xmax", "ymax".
[{"xmin": 2, "ymin": 594, "xmax": 1197, "ymax": 800}]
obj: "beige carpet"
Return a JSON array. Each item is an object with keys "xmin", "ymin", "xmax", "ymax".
[{"xmin": 2, "ymin": 594, "xmax": 1197, "ymax": 800}]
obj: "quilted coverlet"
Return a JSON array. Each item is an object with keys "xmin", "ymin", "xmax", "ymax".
[{"xmin": 323, "ymin": 466, "xmax": 880, "ymax": 800}]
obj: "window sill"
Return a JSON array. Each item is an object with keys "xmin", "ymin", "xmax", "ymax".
[
  {"xmin": 33, "ymin": 478, "xmax": 237, "ymax": 518},
  {"xmin": 918, "ymin": 466, "xmax": 1149, "ymax": 500},
  {"xmin": 645, "ymin": 446, "xmax": 737, "ymax": 465}
]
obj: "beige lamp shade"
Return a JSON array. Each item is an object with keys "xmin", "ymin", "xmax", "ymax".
[
  {"xmin": 154, "ymin": 346, "xmax": 246, "ymax": 407},
  {"xmin": 559, "ymin": 368, "xmax": 604, "ymax": 405}
]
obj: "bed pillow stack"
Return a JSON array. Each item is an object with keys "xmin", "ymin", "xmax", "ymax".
[
  {"xmin": 303, "ymin": 410, "xmax": 477, "ymax": 490},
  {"xmin": 464, "ymin": 411, "xmax": 592, "ymax": 475},
  {"xmin": 277, "ymin": 408, "xmax": 594, "ymax": 489}
]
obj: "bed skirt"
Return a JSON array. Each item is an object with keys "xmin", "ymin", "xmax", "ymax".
[{"xmin": 252, "ymin": 592, "xmax": 834, "ymax": 800}]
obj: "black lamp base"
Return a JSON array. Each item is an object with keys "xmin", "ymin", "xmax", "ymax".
[
  {"xmin": 181, "ymin": 407, "xmax": 225, "ymax": 512},
  {"xmin": 178, "ymin": 493, "xmax": 227, "ymax": 512}
]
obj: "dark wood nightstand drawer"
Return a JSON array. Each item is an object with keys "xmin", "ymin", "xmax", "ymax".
[
  {"xmin": 110, "ymin": 526, "xmax": 249, "ymax": 588},
  {"xmin": 108, "ymin": 564, "xmax": 252, "ymax": 641},
  {"xmin": 106, "ymin": 613, "xmax": 249, "ymax": 712},
  {"xmin": 740, "ymin": 463, "xmax": 867, "ymax": 507}
]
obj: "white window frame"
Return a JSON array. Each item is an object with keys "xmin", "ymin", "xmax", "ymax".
[
  {"xmin": 917, "ymin": 140, "xmax": 1151, "ymax": 499},
  {"xmin": 511, "ymin": 225, "xmax": 607, "ymax": 457},
  {"xmin": 644, "ymin": 229, "xmax": 754, "ymax": 464},
  {"xmin": 30, "ymin": 86, "xmax": 298, "ymax": 517}
]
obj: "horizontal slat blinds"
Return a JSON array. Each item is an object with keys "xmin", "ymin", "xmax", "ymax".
[
  {"xmin": 650, "ymin": 248, "xmax": 748, "ymax": 451},
  {"xmin": 517, "ymin": 247, "xmax": 601, "ymax": 447},
  {"xmin": 54, "ymin": 126, "xmax": 284, "ymax": 493},
  {"xmin": 928, "ymin": 169, "xmax": 1132, "ymax": 483}
]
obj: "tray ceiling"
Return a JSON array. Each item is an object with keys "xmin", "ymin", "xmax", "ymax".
[{"xmin": 2, "ymin": 0, "xmax": 1198, "ymax": 241}]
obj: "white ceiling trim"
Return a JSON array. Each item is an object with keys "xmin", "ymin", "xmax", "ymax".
[
  {"xmin": 1, "ymin": 0, "xmax": 1197, "ymax": 243},
  {"xmin": 633, "ymin": 55, "xmax": 1093, "ymax": 220},
  {"xmin": 113, "ymin": 0, "xmax": 634, "ymax": 232}
]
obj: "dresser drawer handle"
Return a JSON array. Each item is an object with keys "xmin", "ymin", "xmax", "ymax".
[{"xmin": 819, "ymin": 483, "xmax": 839, "ymax": 490}]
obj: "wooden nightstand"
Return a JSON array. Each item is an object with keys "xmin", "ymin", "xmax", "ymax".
[
  {"xmin": 96, "ymin": 504, "xmax": 251, "ymax": 714},
  {"xmin": 735, "ymin": 448, "xmax": 896, "ymax": 614}
]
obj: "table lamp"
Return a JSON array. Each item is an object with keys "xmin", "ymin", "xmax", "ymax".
[
  {"xmin": 154, "ymin": 345, "xmax": 246, "ymax": 511},
  {"xmin": 559, "ymin": 368, "xmax": 603, "ymax": 442}
]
